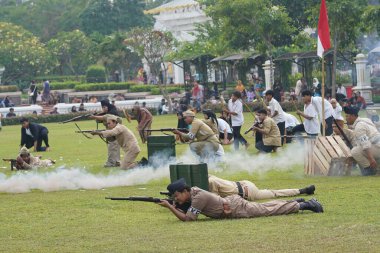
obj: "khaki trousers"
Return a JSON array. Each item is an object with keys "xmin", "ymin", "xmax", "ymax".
[
  {"xmin": 106, "ymin": 140, "xmax": 120, "ymax": 166},
  {"xmin": 190, "ymin": 141, "xmax": 219, "ymax": 160},
  {"xmin": 138, "ymin": 120, "xmax": 152, "ymax": 144},
  {"xmin": 225, "ymin": 195, "xmax": 299, "ymax": 219},
  {"xmin": 121, "ymin": 150, "xmax": 140, "ymax": 170},
  {"xmin": 240, "ymin": 181, "xmax": 300, "ymax": 201},
  {"xmin": 351, "ymin": 144, "xmax": 380, "ymax": 169}
]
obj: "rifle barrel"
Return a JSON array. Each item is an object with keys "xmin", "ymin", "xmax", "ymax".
[{"xmin": 105, "ymin": 196, "xmax": 162, "ymax": 203}]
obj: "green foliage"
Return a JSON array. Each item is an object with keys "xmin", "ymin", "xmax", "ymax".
[
  {"xmin": 75, "ymin": 82, "xmax": 133, "ymax": 92},
  {"xmin": 287, "ymin": 73, "xmax": 303, "ymax": 89},
  {"xmin": 34, "ymin": 75, "xmax": 85, "ymax": 83},
  {"xmin": 0, "ymin": 22, "xmax": 52, "ymax": 83},
  {"xmin": 373, "ymin": 95, "xmax": 380, "ymax": 104},
  {"xmin": 85, "ymin": 65, "xmax": 106, "ymax": 83},
  {"xmin": 0, "ymin": 85, "xmax": 18, "ymax": 92},
  {"xmin": 129, "ymin": 85, "xmax": 156, "ymax": 92},
  {"xmin": 150, "ymin": 86, "xmax": 184, "ymax": 95}
]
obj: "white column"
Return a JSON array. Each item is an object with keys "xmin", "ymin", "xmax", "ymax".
[
  {"xmin": 174, "ymin": 61, "xmax": 184, "ymax": 84},
  {"xmin": 353, "ymin": 53, "xmax": 373, "ymax": 104},
  {"xmin": 262, "ymin": 60, "xmax": 275, "ymax": 91}
]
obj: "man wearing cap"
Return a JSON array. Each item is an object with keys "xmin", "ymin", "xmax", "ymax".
[
  {"xmin": 252, "ymin": 109, "xmax": 281, "ymax": 153},
  {"xmin": 15, "ymin": 147, "xmax": 54, "ymax": 170},
  {"xmin": 132, "ymin": 105, "xmax": 153, "ymax": 144},
  {"xmin": 91, "ymin": 115, "xmax": 141, "ymax": 170},
  {"xmin": 90, "ymin": 99, "xmax": 121, "ymax": 167},
  {"xmin": 173, "ymin": 110, "xmax": 222, "ymax": 161},
  {"xmin": 20, "ymin": 118, "xmax": 50, "ymax": 152},
  {"xmin": 334, "ymin": 107, "xmax": 380, "ymax": 175},
  {"xmin": 208, "ymin": 174, "xmax": 315, "ymax": 201},
  {"xmin": 158, "ymin": 178, "xmax": 323, "ymax": 222}
]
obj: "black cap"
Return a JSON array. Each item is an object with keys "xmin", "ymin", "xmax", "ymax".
[
  {"xmin": 167, "ymin": 178, "xmax": 187, "ymax": 194},
  {"xmin": 343, "ymin": 106, "xmax": 359, "ymax": 116}
]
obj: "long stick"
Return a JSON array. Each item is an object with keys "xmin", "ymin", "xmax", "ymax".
[{"xmin": 321, "ymin": 56, "xmax": 326, "ymax": 136}]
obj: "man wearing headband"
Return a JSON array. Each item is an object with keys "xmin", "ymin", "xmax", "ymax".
[
  {"xmin": 334, "ymin": 107, "xmax": 380, "ymax": 176},
  {"xmin": 158, "ymin": 178, "xmax": 323, "ymax": 221}
]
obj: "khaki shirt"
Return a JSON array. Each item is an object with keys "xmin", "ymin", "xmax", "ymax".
[
  {"xmin": 19, "ymin": 155, "xmax": 52, "ymax": 170},
  {"xmin": 137, "ymin": 108, "xmax": 153, "ymax": 129},
  {"xmin": 101, "ymin": 114, "xmax": 123, "ymax": 142},
  {"xmin": 186, "ymin": 187, "xmax": 225, "ymax": 221},
  {"xmin": 261, "ymin": 117, "xmax": 281, "ymax": 147},
  {"xmin": 202, "ymin": 119, "xmax": 219, "ymax": 135},
  {"xmin": 208, "ymin": 175, "xmax": 239, "ymax": 198},
  {"xmin": 351, "ymin": 117, "xmax": 380, "ymax": 150},
  {"xmin": 101, "ymin": 124, "xmax": 140, "ymax": 153},
  {"xmin": 181, "ymin": 118, "xmax": 220, "ymax": 144}
]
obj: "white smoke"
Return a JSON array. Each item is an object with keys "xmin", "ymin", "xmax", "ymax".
[{"xmin": 0, "ymin": 143, "xmax": 305, "ymax": 194}]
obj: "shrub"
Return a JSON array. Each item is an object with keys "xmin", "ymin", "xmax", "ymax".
[
  {"xmin": 0, "ymin": 85, "xmax": 18, "ymax": 92},
  {"xmin": 129, "ymin": 85, "xmax": 156, "ymax": 92},
  {"xmin": 86, "ymin": 65, "xmax": 106, "ymax": 83},
  {"xmin": 34, "ymin": 75, "xmax": 86, "ymax": 83},
  {"xmin": 75, "ymin": 82, "xmax": 133, "ymax": 91},
  {"xmin": 151, "ymin": 86, "xmax": 184, "ymax": 95},
  {"xmin": 288, "ymin": 73, "xmax": 303, "ymax": 88}
]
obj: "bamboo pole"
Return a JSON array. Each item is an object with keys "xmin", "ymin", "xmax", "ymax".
[{"xmin": 321, "ymin": 56, "xmax": 326, "ymax": 136}]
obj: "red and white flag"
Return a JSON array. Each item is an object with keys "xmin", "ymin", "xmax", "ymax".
[{"xmin": 317, "ymin": 0, "xmax": 331, "ymax": 58}]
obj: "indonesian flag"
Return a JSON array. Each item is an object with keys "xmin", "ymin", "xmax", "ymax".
[{"xmin": 317, "ymin": 0, "xmax": 331, "ymax": 58}]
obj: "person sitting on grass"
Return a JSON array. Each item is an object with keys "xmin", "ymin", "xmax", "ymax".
[{"xmin": 157, "ymin": 178, "xmax": 323, "ymax": 222}]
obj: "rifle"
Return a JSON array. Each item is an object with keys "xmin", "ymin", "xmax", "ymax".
[
  {"xmin": 145, "ymin": 128, "xmax": 189, "ymax": 133},
  {"xmin": 106, "ymin": 196, "xmax": 191, "ymax": 213},
  {"xmin": 333, "ymin": 118, "xmax": 353, "ymax": 149},
  {"xmin": 244, "ymin": 122, "xmax": 261, "ymax": 134},
  {"xmin": 60, "ymin": 113, "xmax": 94, "ymax": 124},
  {"xmin": 2, "ymin": 159, "xmax": 17, "ymax": 171},
  {"xmin": 75, "ymin": 130, "xmax": 105, "ymax": 134}
]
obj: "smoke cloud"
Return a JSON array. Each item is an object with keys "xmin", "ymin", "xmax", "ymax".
[{"xmin": 0, "ymin": 143, "xmax": 304, "ymax": 194}]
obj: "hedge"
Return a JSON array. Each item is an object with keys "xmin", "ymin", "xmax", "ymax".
[
  {"xmin": 0, "ymin": 85, "xmax": 18, "ymax": 92},
  {"xmin": 1, "ymin": 108, "xmax": 158, "ymax": 126},
  {"xmin": 75, "ymin": 82, "xmax": 133, "ymax": 91},
  {"xmin": 129, "ymin": 85, "xmax": 156, "ymax": 92},
  {"xmin": 34, "ymin": 75, "xmax": 86, "ymax": 83},
  {"xmin": 151, "ymin": 86, "xmax": 184, "ymax": 95},
  {"xmin": 86, "ymin": 65, "xmax": 106, "ymax": 83}
]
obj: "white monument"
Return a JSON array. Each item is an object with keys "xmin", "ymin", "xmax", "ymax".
[
  {"xmin": 262, "ymin": 60, "xmax": 275, "ymax": 91},
  {"xmin": 146, "ymin": 0, "xmax": 211, "ymax": 84},
  {"xmin": 353, "ymin": 53, "xmax": 373, "ymax": 104}
]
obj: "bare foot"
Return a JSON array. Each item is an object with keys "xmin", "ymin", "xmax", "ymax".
[{"xmin": 46, "ymin": 147, "xmax": 51, "ymax": 152}]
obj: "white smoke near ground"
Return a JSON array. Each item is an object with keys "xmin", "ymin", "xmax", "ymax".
[{"xmin": 0, "ymin": 143, "xmax": 305, "ymax": 194}]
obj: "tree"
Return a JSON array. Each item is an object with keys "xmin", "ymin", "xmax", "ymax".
[
  {"xmin": 0, "ymin": 22, "xmax": 51, "ymax": 83},
  {"xmin": 47, "ymin": 30, "xmax": 96, "ymax": 76},
  {"xmin": 124, "ymin": 28, "xmax": 176, "ymax": 109}
]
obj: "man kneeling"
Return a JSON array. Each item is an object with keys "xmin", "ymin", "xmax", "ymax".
[
  {"xmin": 158, "ymin": 178, "xmax": 323, "ymax": 221},
  {"xmin": 252, "ymin": 109, "xmax": 281, "ymax": 153}
]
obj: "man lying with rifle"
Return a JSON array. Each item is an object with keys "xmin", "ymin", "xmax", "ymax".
[{"xmin": 3, "ymin": 147, "xmax": 54, "ymax": 171}]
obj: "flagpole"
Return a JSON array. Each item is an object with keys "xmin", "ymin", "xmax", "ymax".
[{"xmin": 321, "ymin": 55, "xmax": 326, "ymax": 136}]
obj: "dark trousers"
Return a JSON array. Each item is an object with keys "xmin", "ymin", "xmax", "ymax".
[
  {"xmin": 24, "ymin": 130, "xmax": 49, "ymax": 151},
  {"xmin": 255, "ymin": 141, "xmax": 275, "ymax": 153},
  {"xmin": 291, "ymin": 124, "xmax": 318, "ymax": 143},
  {"xmin": 277, "ymin": 121, "xmax": 285, "ymax": 145},
  {"xmin": 219, "ymin": 132, "xmax": 233, "ymax": 141},
  {"xmin": 321, "ymin": 116, "xmax": 333, "ymax": 136},
  {"xmin": 232, "ymin": 126, "xmax": 247, "ymax": 150}
]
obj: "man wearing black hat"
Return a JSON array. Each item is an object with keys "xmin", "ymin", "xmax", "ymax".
[
  {"xmin": 90, "ymin": 99, "xmax": 121, "ymax": 167},
  {"xmin": 158, "ymin": 178, "xmax": 323, "ymax": 221},
  {"xmin": 335, "ymin": 107, "xmax": 380, "ymax": 175},
  {"xmin": 20, "ymin": 118, "xmax": 50, "ymax": 152}
]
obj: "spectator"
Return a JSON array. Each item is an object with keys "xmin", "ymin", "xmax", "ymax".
[
  {"xmin": 213, "ymin": 82, "xmax": 218, "ymax": 98},
  {"xmin": 71, "ymin": 106, "xmax": 78, "ymax": 113},
  {"xmin": 71, "ymin": 97, "xmax": 81, "ymax": 103},
  {"xmin": 79, "ymin": 103, "xmax": 86, "ymax": 112},
  {"xmin": 4, "ymin": 96, "xmax": 14, "ymax": 107},
  {"xmin": 32, "ymin": 111, "xmax": 38, "ymax": 116},
  {"xmin": 255, "ymin": 78, "xmax": 265, "ymax": 97},
  {"xmin": 142, "ymin": 102, "xmax": 146, "ymax": 108},
  {"xmin": 50, "ymin": 107, "xmax": 59, "ymax": 115},
  {"xmin": 6, "ymin": 108, "xmax": 16, "ymax": 118},
  {"xmin": 158, "ymin": 99, "xmax": 165, "ymax": 115},
  {"xmin": 172, "ymin": 100, "xmax": 179, "ymax": 113},
  {"xmin": 235, "ymin": 80, "xmax": 246, "ymax": 94},
  {"xmin": 273, "ymin": 81, "xmax": 283, "ymax": 102},
  {"xmin": 246, "ymin": 87, "xmax": 255, "ymax": 102},
  {"xmin": 336, "ymin": 83, "xmax": 347, "ymax": 102},
  {"xmin": 295, "ymin": 78, "xmax": 306, "ymax": 102},
  {"xmin": 312, "ymin": 78, "xmax": 321, "ymax": 97},
  {"xmin": 29, "ymin": 80, "xmax": 38, "ymax": 105},
  {"xmin": 330, "ymin": 98, "xmax": 344, "ymax": 128},
  {"xmin": 36, "ymin": 92, "xmax": 42, "ymax": 104},
  {"xmin": 162, "ymin": 102, "xmax": 169, "ymax": 114},
  {"xmin": 89, "ymin": 96, "xmax": 98, "ymax": 103},
  {"xmin": 42, "ymin": 79, "xmax": 51, "ymax": 104},
  {"xmin": 82, "ymin": 95, "xmax": 89, "ymax": 103}
]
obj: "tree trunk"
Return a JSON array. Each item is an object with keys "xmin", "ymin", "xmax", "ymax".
[
  {"xmin": 151, "ymin": 62, "xmax": 172, "ymax": 113},
  {"xmin": 331, "ymin": 32, "xmax": 338, "ymax": 98},
  {"xmin": 120, "ymin": 68, "xmax": 125, "ymax": 82}
]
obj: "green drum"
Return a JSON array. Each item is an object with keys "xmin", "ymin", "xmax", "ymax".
[{"xmin": 147, "ymin": 135, "xmax": 176, "ymax": 162}]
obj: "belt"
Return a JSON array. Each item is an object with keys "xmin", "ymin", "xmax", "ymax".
[{"xmin": 236, "ymin": 181, "xmax": 244, "ymax": 198}]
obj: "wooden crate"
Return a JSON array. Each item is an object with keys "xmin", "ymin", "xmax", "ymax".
[{"xmin": 304, "ymin": 136, "xmax": 352, "ymax": 176}]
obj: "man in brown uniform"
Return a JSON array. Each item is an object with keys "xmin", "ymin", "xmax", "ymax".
[
  {"xmin": 133, "ymin": 105, "xmax": 153, "ymax": 144},
  {"xmin": 252, "ymin": 109, "xmax": 281, "ymax": 153},
  {"xmin": 91, "ymin": 115, "xmax": 141, "ymax": 170},
  {"xmin": 208, "ymin": 175, "xmax": 315, "ymax": 201},
  {"xmin": 173, "ymin": 110, "xmax": 222, "ymax": 161},
  {"xmin": 15, "ymin": 147, "xmax": 54, "ymax": 170},
  {"xmin": 158, "ymin": 178, "xmax": 323, "ymax": 221},
  {"xmin": 334, "ymin": 107, "xmax": 380, "ymax": 176}
]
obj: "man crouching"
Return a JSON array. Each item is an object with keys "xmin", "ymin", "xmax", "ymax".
[{"xmin": 158, "ymin": 178, "xmax": 323, "ymax": 222}]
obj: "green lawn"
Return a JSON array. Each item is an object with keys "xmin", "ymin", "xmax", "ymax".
[{"xmin": 0, "ymin": 113, "xmax": 379, "ymax": 253}]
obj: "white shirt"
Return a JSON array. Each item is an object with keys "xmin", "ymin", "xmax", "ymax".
[
  {"xmin": 284, "ymin": 113, "xmax": 299, "ymax": 128},
  {"xmin": 217, "ymin": 118, "xmax": 232, "ymax": 134},
  {"xmin": 162, "ymin": 105, "xmax": 169, "ymax": 112},
  {"xmin": 311, "ymin": 97, "xmax": 333, "ymax": 120},
  {"xmin": 268, "ymin": 98, "xmax": 285, "ymax": 124},
  {"xmin": 332, "ymin": 104, "xmax": 344, "ymax": 120},
  {"xmin": 295, "ymin": 80, "xmax": 302, "ymax": 95},
  {"xmin": 228, "ymin": 99, "xmax": 244, "ymax": 126},
  {"xmin": 25, "ymin": 128, "xmax": 33, "ymax": 137},
  {"xmin": 336, "ymin": 86, "xmax": 347, "ymax": 96},
  {"xmin": 304, "ymin": 103, "xmax": 320, "ymax": 135}
]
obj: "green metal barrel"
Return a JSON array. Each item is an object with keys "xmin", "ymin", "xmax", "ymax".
[
  {"xmin": 147, "ymin": 135, "xmax": 176, "ymax": 162},
  {"xmin": 169, "ymin": 163, "xmax": 209, "ymax": 191}
]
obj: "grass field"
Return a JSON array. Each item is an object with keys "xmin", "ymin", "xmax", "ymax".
[{"xmin": 0, "ymin": 113, "xmax": 379, "ymax": 253}]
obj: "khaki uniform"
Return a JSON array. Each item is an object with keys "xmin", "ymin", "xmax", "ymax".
[
  {"xmin": 101, "ymin": 124, "xmax": 141, "ymax": 169},
  {"xmin": 261, "ymin": 117, "xmax": 281, "ymax": 147},
  {"xmin": 180, "ymin": 118, "xmax": 221, "ymax": 160},
  {"xmin": 202, "ymin": 119, "xmax": 219, "ymax": 136},
  {"xmin": 17, "ymin": 155, "xmax": 53, "ymax": 170},
  {"xmin": 345, "ymin": 118, "xmax": 380, "ymax": 170},
  {"xmin": 208, "ymin": 175, "xmax": 300, "ymax": 201},
  {"xmin": 137, "ymin": 108, "xmax": 153, "ymax": 143},
  {"xmin": 101, "ymin": 115, "xmax": 121, "ymax": 166},
  {"xmin": 185, "ymin": 187, "xmax": 299, "ymax": 221}
]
